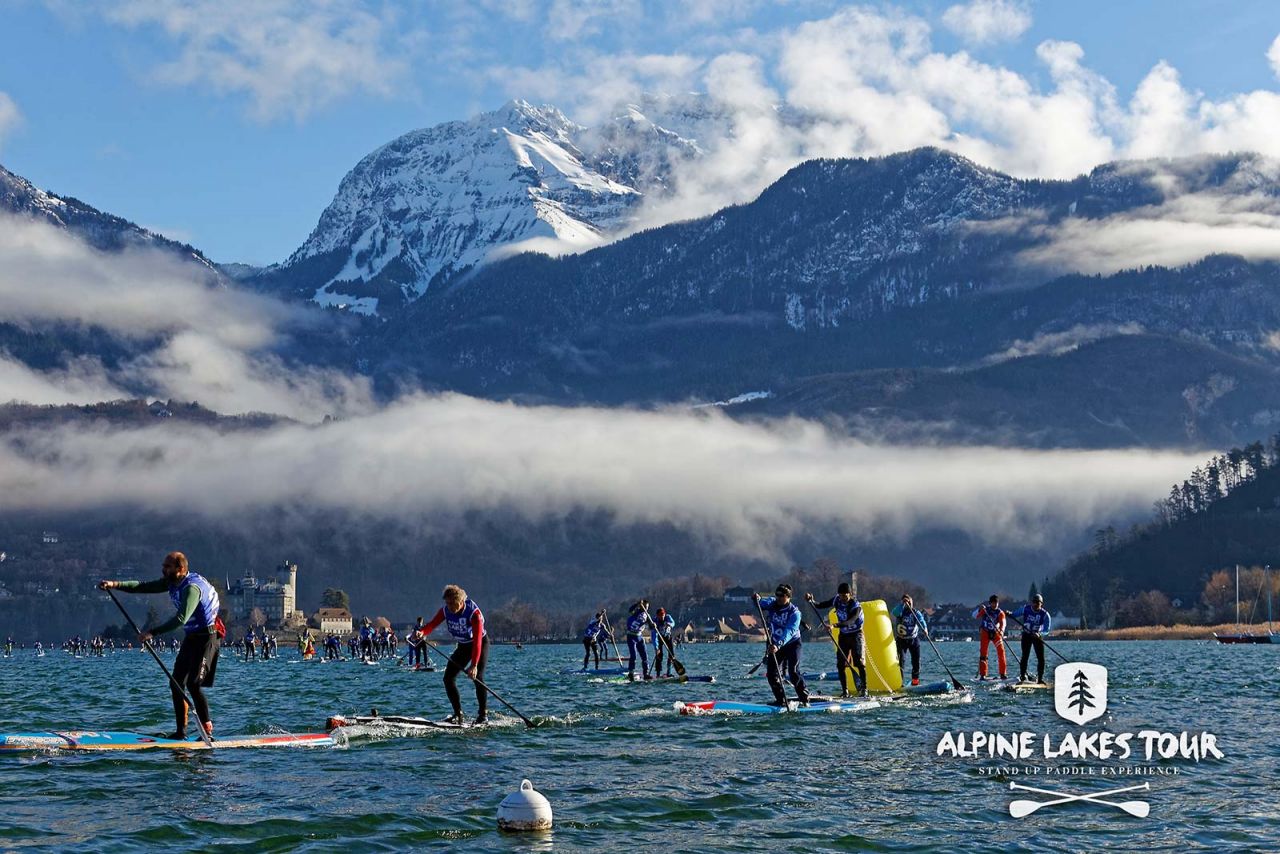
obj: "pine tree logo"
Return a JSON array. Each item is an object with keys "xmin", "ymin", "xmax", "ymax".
[{"xmin": 1054, "ymin": 662, "xmax": 1107, "ymax": 724}]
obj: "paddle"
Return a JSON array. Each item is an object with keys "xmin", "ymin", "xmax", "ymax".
[
  {"xmin": 599, "ymin": 610, "xmax": 626, "ymax": 666},
  {"xmin": 910, "ymin": 609, "xmax": 966, "ymax": 691},
  {"xmin": 743, "ymin": 657, "xmax": 767, "ymax": 677},
  {"xmin": 753, "ymin": 597, "xmax": 794, "ymax": 704},
  {"xmin": 640, "ymin": 603, "xmax": 687, "ymax": 682},
  {"xmin": 804, "ymin": 595, "xmax": 863, "ymax": 696},
  {"xmin": 1005, "ymin": 609, "xmax": 1070, "ymax": 663},
  {"xmin": 1008, "ymin": 782, "xmax": 1150, "ymax": 817},
  {"xmin": 104, "ymin": 588, "xmax": 214, "ymax": 747},
  {"xmin": 418, "ymin": 637, "xmax": 538, "ymax": 728}
]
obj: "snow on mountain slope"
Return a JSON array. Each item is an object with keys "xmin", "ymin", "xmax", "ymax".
[{"xmin": 281, "ymin": 100, "xmax": 677, "ymax": 315}]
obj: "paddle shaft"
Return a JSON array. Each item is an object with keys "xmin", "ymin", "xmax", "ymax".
[
  {"xmin": 754, "ymin": 598, "xmax": 794, "ymax": 703},
  {"xmin": 1005, "ymin": 611, "xmax": 1070, "ymax": 663},
  {"xmin": 909, "ymin": 610, "xmax": 966, "ymax": 691},
  {"xmin": 418, "ymin": 637, "xmax": 537, "ymax": 728},
  {"xmin": 106, "ymin": 588, "xmax": 214, "ymax": 747},
  {"xmin": 599, "ymin": 611, "xmax": 626, "ymax": 665},
  {"xmin": 640, "ymin": 603, "xmax": 686, "ymax": 680}
]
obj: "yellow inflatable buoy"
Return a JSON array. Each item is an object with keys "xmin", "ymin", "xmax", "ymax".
[
  {"xmin": 862, "ymin": 599, "xmax": 903, "ymax": 693},
  {"xmin": 824, "ymin": 599, "xmax": 902, "ymax": 693}
]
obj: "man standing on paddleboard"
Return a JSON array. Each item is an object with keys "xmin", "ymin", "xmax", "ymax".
[
  {"xmin": 973, "ymin": 595, "xmax": 1007, "ymax": 680},
  {"xmin": 807, "ymin": 583, "xmax": 867, "ymax": 697},
  {"xmin": 98, "ymin": 552, "xmax": 223, "ymax": 740},
  {"xmin": 419, "ymin": 585, "xmax": 489, "ymax": 725},
  {"xmin": 1017, "ymin": 593, "xmax": 1051, "ymax": 684},
  {"xmin": 891, "ymin": 593, "xmax": 927, "ymax": 687},
  {"xmin": 753, "ymin": 585, "xmax": 811, "ymax": 706}
]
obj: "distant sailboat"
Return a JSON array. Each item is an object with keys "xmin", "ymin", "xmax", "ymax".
[{"xmin": 1214, "ymin": 564, "xmax": 1276, "ymax": 644}]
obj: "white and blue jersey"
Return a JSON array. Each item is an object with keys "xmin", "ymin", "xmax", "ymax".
[
  {"xmin": 891, "ymin": 604, "xmax": 927, "ymax": 640},
  {"xmin": 445, "ymin": 599, "xmax": 483, "ymax": 642},
  {"xmin": 169, "ymin": 571, "xmax": 219, "ymax": 634},
  {"xmin": 831, "ymin": 599, "xmax": 863, "ymax": 634},
  {"xmin": 625, "ymin": 609, "xmax": 652, "ymax": 637},
  {"xmin": 1020, "ymin": 606, "xmax": 1051, "ymax": 635},
  {"xmin": 758, "ymin": 597, "xmax": 802, "ymax": 647},
  {"xmin": 651, "ymin": 614, "xmax": 676, "ymax": 647},
  {"xmin": 583, "ymin": 619, "xmax": 603, "ymax": 641}
]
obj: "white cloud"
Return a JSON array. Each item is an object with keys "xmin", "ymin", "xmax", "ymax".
[
  {"xmin": 1269, "ymin": 34, "xmax": 1280, "ymax": 80},
  {"xmin": 0, "ymin": 92, "xmax": 21, "ymax": 148},
  {"xmin": 941, "ymin": 0, "xmax": 1032, "ymax": 46},
  {"xmin": 0, "ymin": 214, "xmax": 373, "ymax": 418},
  {"xmin": 975, "ymin": 324, "xmax": 1145, "ymax": 368},
  {"xmin": 100, "ymin": 0, "xmax": 410, "ymax": 121},
  {"xmin": 0, "ymin": 354, "xmax": 126, "ymax": 406},
  {"xmin": 0, "ymin": 394, "xmax": 1206, "ymax": 560}
]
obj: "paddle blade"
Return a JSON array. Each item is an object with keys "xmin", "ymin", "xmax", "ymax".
[
  {"xmin": 1120, "ymin": 801, "xmax": 1150, "ymax": 818},
  {"xmin": 1008, "ymin": 799, "xmax": 1042, "ymax": 818}
]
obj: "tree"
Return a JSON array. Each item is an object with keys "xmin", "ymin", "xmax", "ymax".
[
  {"xmin": 321, "ymin": 588, "xmax": 350, "ymax": 611},
  {"xmin": 1068, "ymin": 670, "xmax": 1097, "ymax": 717},
  {"xmin": 249, "ymin": 607, "xmax": 267, "ymax": 628},
  {"xmin": 1114, "ymin": 590, "xmax": 1174, "ymax": 628}
]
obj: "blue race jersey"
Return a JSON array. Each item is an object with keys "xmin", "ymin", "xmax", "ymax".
[
  {"xmin": 168, "ymin": 571, "xmax": 219, "ymax": 634},
  {"xmin": 758, "ymin": 597, "xmax": 802, "ymax": 647},
  {"xmin": 1020, "ymin": 606, "xmax": 1051, "ymax": 635}
]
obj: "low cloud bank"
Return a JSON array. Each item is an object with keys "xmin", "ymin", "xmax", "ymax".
[{"xmin": 0, "ymin": 393, "xmax": 1204, "ymax": 562}]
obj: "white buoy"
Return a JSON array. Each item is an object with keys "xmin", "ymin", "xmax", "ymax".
[{"xmin": 497, "ymin": 779, "xmax": 553, "ymax": 831}]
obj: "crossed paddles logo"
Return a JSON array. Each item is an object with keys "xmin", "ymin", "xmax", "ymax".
[{"xmin": 1007, "ymin": 661, "xmax": 1150, "ymax": 817}]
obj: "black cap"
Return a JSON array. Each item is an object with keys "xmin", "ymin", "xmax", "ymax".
[
  {"xmin": 837, "ymin": 582, "xmax": 851, "ymax": 594},
  {"xmin": 989, "ymin": 595, "xmax": 999, "ymax": 603},
  {"xmin": 775, "ymin": 584, "xmax": 792, "ymax": 596}
]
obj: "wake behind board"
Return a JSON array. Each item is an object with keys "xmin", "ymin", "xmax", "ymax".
[
  {"xmin": 1004, "ymin": 680, "xmax": 1053, "ymax": 693},
  {"xmin": 0, "ymin": 730, "xmax": 333, "ymax": 752},
  {"xmin": 325, "ymin": 713, "xmax": 478, "ymax": 731},
  {"xmin": 606, "ymin": 675, "xmax": 715, "ymax": 684},
  {"xmin": 675, "ymin": 698, "xmax": 878, "ymax": 716}
]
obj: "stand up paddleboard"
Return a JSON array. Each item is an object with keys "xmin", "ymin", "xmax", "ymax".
[
  {"xmin": 325, "ymin": 713, "xmax": 480, "ymax": 731},
  {"xmin": 0, "ymin": 730, "xmax": 333, "ymax": 752},
  {"xmin": 560, "ymin": 666, "xmax": 626, "ymax": 675},
  {"xmin": 674, "ymin": 697, "xmax": 878, "ymax": 716}
]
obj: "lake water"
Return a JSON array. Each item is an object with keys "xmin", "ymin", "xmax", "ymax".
[{"xmin": 0, "ymin": 639, "xmax": 1276, "ymax": 852}]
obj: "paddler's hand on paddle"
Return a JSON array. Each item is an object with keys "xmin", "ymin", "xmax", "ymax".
[
  {"xmin": 751, "ymin": 593, "xmax": 760, "ymax": 603},
  {"xmin": 138, "ymin": 631, "xmax": 153, "ymax": 645},
  {"xmin": 98, "ymin": 580, "xmax": 117, "ymax": 590},
  {"xmin": 465, "ymin": 664, "xmax": 477, "ymax": 680}
]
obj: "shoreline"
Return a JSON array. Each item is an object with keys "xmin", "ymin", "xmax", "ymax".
[{"xmin": 1055, "ymin": 623, "xmax": 1274, "ymax": 641}]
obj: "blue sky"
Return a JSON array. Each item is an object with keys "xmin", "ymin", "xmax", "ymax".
[{"xmin": 2, "ymin": 0, "xmax": 1279, "ymax": 264}]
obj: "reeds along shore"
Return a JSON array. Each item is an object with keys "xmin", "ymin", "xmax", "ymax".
[{"xmin": 1056, "ymin": 623, "xmax": 1273, "ymax": 641}]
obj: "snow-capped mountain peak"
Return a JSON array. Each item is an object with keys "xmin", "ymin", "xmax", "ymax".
[{"xmin": 277, "ymin": 100, "xmax": 679, "ymax": 316}]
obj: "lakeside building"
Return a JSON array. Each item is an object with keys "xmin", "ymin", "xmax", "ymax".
[
  {"xmin": 225, "ymin": 560, "xmax": 303, "ymax": 627},
  {"xmin": 314, "ymin": 608, "xmax": 354, "ymax": 634}
]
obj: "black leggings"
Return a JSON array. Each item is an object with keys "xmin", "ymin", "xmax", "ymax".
[
  {"xmin": 172, "ymin": 631, "xmax": 219, "ymax": 731},
  {"xmin": 582, "ymin": 637, "xmax": 600, "ymax": 668},
  {"xmin": 1020, "ymin": 634, "xmax": 1046, "ymax": 680},
  {"xmin": 444, "ymin": 636, "xmax": 489, "ymax": 716},
  {"xmin": 837, "ymin": 631, "xmax": 866, "ymax": 693}
]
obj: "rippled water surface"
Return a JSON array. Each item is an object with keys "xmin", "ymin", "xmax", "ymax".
[{"xmin": 0, "ymin": 639, "xmax": 1276, "ymax": 852}]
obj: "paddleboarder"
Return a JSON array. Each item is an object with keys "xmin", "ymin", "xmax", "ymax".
[
  {"xmin": 752, "ymin": 585, "xmax": 811, "ymax": 706},
  {"xmin": 420, "ymin": 584, "xmax": 489, "ymax": 725},
  {"xmin": 582, "ymin": 612, "xmax": 605, "ymax": 670},
  {"xmin": 625, "ymin": 601, "xmax": 656, "ymax": 680},
  {"xmin": 652, "ymin": 608, "xmax": 677, "ymax": 677},
  {"xmin": 973, "ymin": 595, "xmax": 1008, "ymax": 680},
  {"xmin": 891, "ymin": 593, "xmax": 928, "ymax": 687},
  {"xmin": 807, "ymin": 583, "xmax": 867, "ymax": 697},
  {"xmin": 1018, "ymin": 593, "xmax": 1052, "ymax": 684},
  {"xmin": 98, "ymin": 552, "xmax": 223, "ymax": 740}
]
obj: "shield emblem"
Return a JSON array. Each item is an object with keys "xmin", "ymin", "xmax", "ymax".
[{"xmin": 1054, "ymin": 662, "xmax": 1107, "ymax": 725}]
